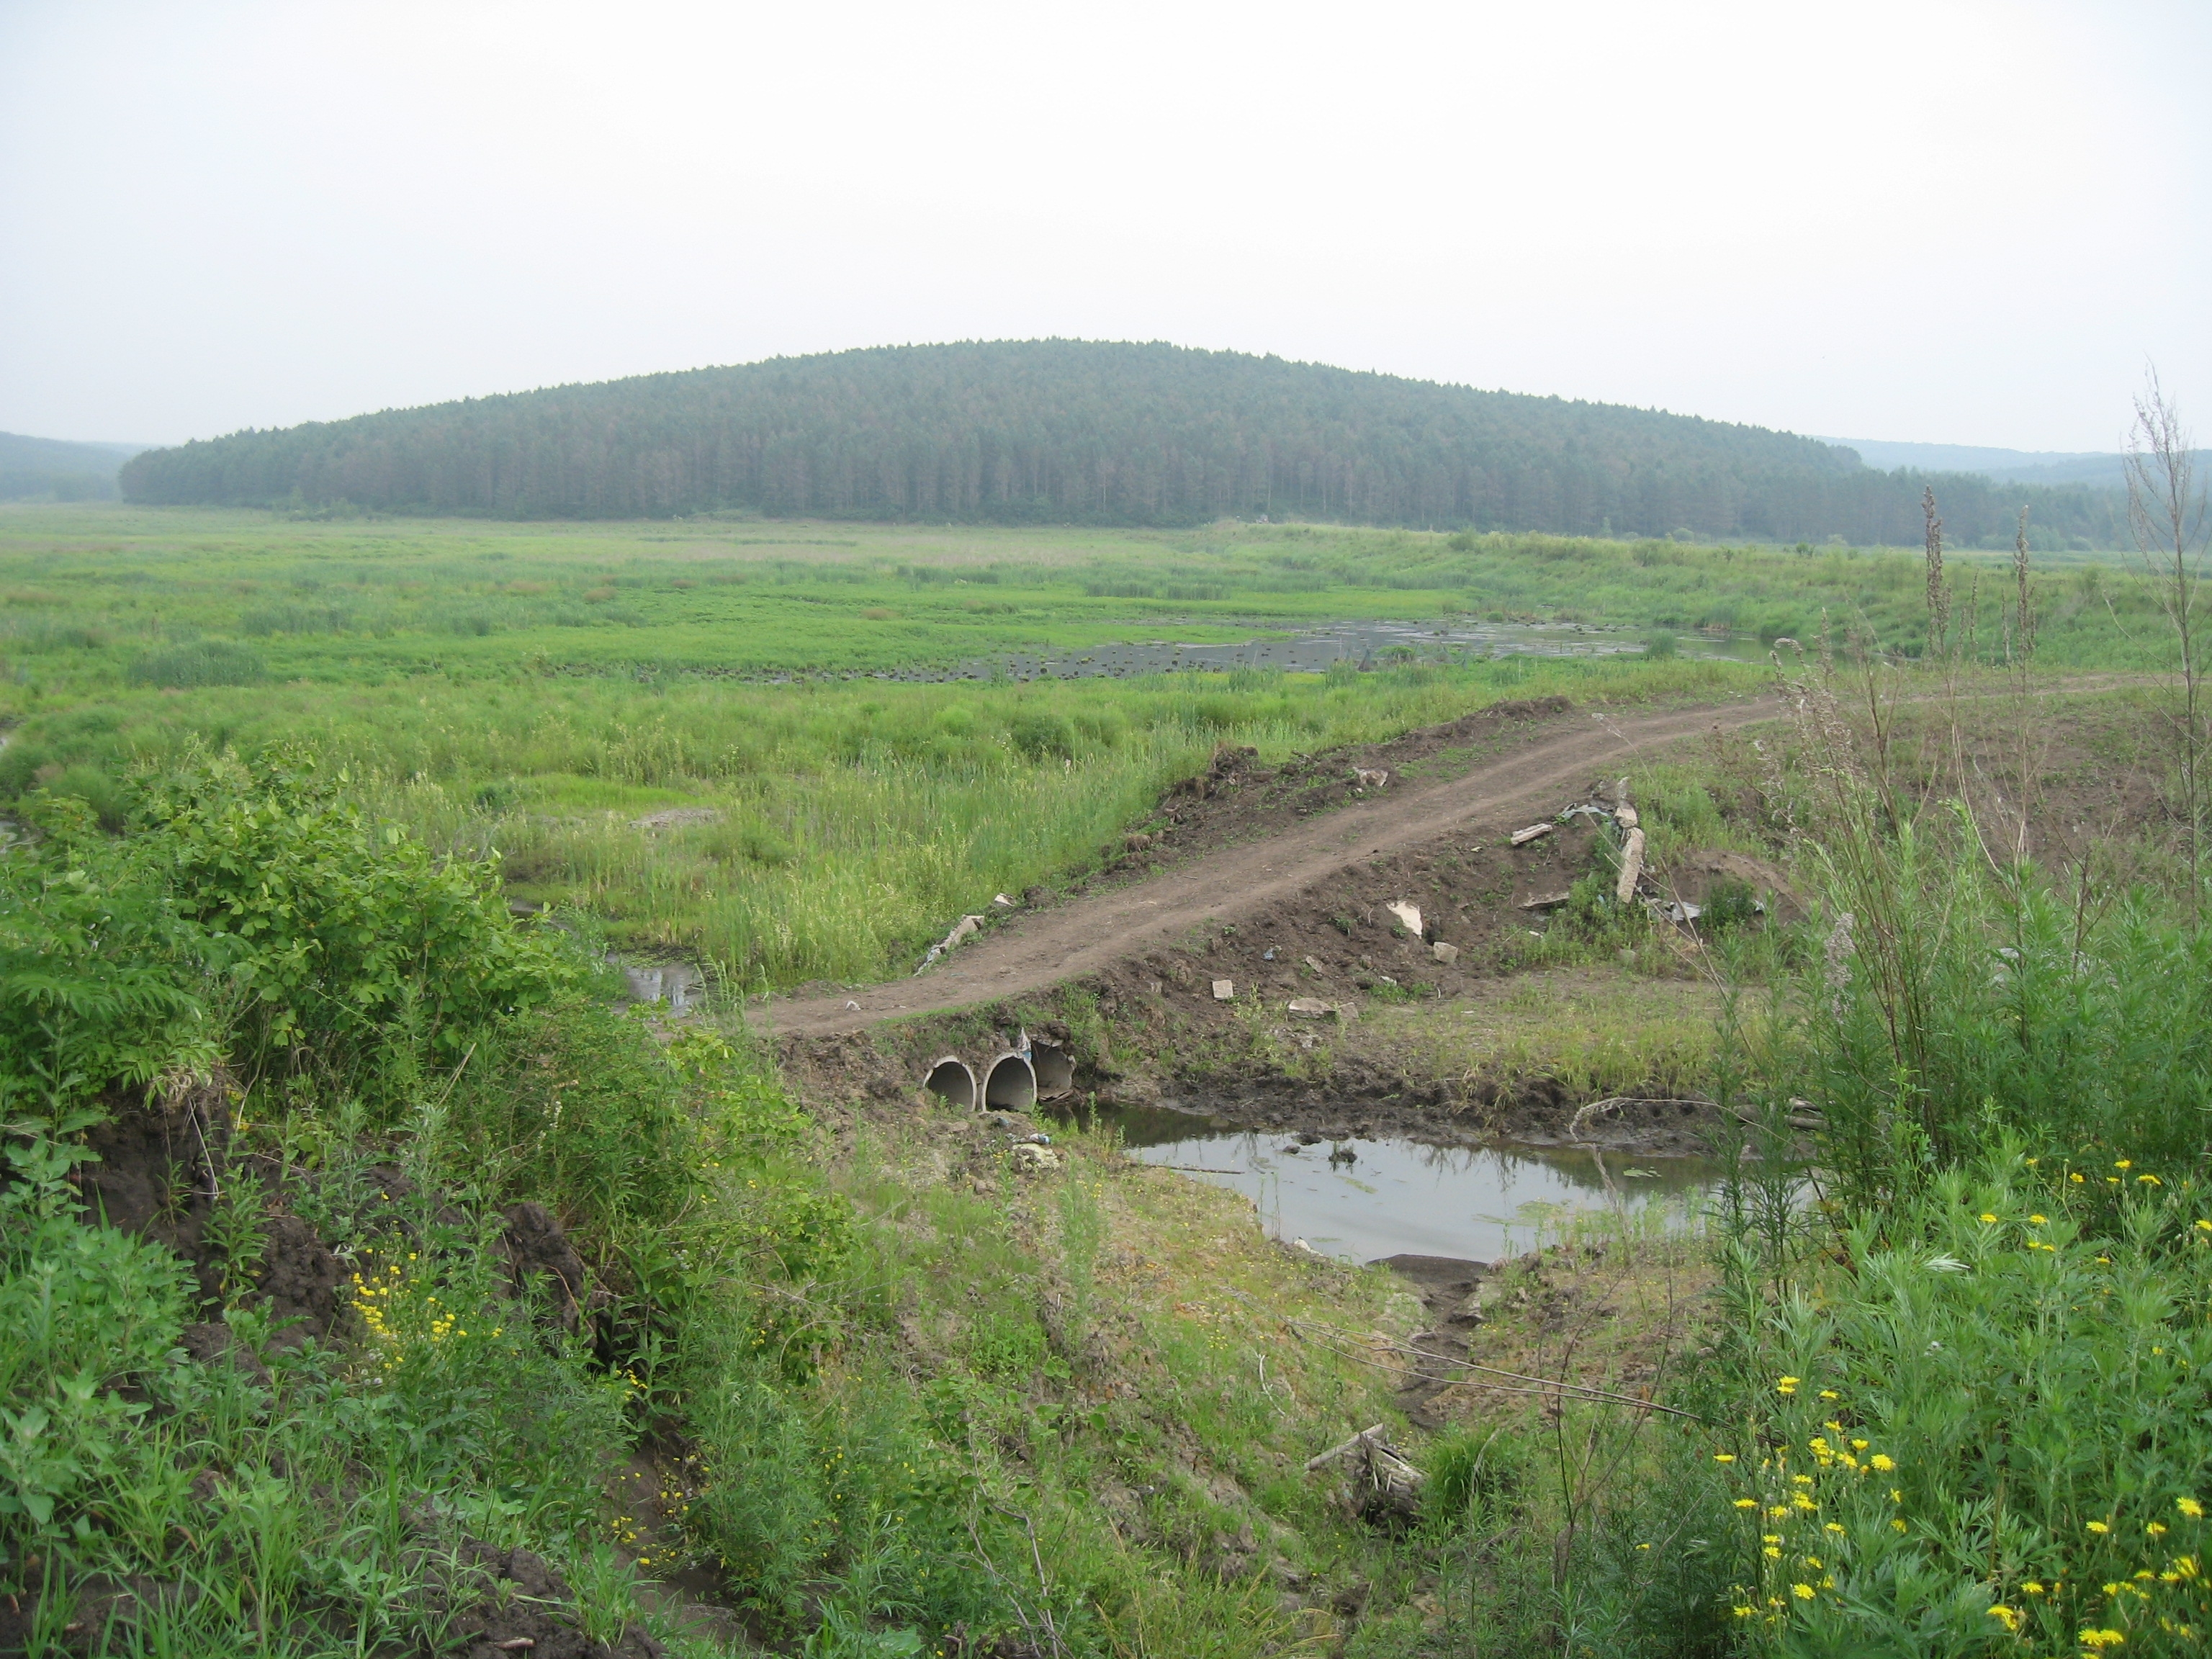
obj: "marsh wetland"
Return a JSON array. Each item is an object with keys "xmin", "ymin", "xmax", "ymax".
[{"xmin": 8, "ymin": 498, "xmax": 2212, "ymax": 1658}]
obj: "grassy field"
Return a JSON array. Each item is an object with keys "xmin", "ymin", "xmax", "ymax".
[
  {"xmin": 0, "ymin": 503, "xmax": 2176, "ymax": 989},
  {"xmin": 9, "ymin": 496, "xmax": 2212, "ymax": 1655}
]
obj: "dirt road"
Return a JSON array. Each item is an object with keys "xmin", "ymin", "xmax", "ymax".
[{"xmin": 766, "ymin": 695, "xmax": 1784, "ymax": 1037}]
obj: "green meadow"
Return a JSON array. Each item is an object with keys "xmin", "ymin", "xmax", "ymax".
[
  {"xmin": 0, "ymin": 504, "xmax": 2163, "ymax": 987},
  {"xmin": 9, "ymin": 498, "xmax": 2212, "ymax": 1656}
]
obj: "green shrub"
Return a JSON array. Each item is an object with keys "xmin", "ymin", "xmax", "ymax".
[
  {"xmin": 1007, "ymin": 710, "xmax": 1076, "ymax": 760},
  {"xmin": 0, "ymin": 801, "xmax": 217, "ymax": 1115},
  {"xmin": 1719, "ymin": 1149, "xmax": 2212, "ymax": 1655},
  {"xmin": 1703, "ymin": 876, "xmax": 1758, "ymax": 932},
  {"xmin": 138, "ymin": 750, "xmax": 582, "ymax": 1088}
]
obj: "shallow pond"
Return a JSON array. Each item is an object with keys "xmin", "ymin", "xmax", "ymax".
[
  {"xmin": 1062, "ymin": 1102, "xmax": 1724, "ymax": 1264},
  {"xmin": 838, "ymin": 617, "xmax": 1765, "ymax": 684}
]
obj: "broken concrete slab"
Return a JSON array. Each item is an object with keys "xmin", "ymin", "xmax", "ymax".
[
  {"xmin": 1614, "ymin": 826, "xmax": 1646, "ymax": 904},
  {"xmin": 1385, "ymin": 900, "xmax": 1423, "ymax": 935},
  {"xmin": 1211, "ymin": 979, "xmax": 1236, "ymax": 1001},
  {"xmin": 915, "ymin": 913, "xmax": 988, "ymax": 974},
  {"xmin": 1519, "ymin": 891, "xmax": 1571, "ymax": 910},
  {"xmin": 1509, "ymin": 822, "xmax": 1555, "ymax": 847},
  {"xmin": 1429, "ymin": 940, "xmax": 1459, "ymax": 965}
]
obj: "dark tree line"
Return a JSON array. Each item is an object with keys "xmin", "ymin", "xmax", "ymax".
[{"xmin": 120, "ymin": 341, "xmax": 2128, "ymax": 544}]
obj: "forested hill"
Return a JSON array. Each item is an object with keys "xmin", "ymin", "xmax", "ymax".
[
  {"xmin": 1, "ymin": 431, "xmax": 146, "ymax": 501},
  {"xmin": 119, "ymin": 341, "xmax": 2126, "ymax": 544}
]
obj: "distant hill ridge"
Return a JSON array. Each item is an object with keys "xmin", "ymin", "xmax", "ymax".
[
  {"xmin": 119, "ymin": 341, "xmax": 2125, "ymax": 544},
  {"xmin": 0, "ymin": 431, "xmax": 148, "ymax": 502}
]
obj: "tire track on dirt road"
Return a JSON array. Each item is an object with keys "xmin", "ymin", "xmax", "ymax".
[{"xmin": 767, "ymin": 696, "xmax": 1786, "ymax": 1038}]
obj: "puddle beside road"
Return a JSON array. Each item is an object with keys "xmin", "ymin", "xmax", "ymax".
[{"xmin": 1060, "ymin": 1102, "xmax": 1724, "ymax": 1264}]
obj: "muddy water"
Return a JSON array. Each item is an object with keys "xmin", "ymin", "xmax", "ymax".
[
  {"xmin": 840, "ymin": 618, "xmax": 1765, "ymax": 684},
  {"xmin": 1067, "ymin": 1103, "xmax": 1722, "ymax": 1264}
]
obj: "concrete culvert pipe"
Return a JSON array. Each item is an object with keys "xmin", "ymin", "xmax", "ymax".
[
  {"xmin": 924, "ymin": 1056, "xmax": 978, "ymax": 1109},
  {"xmin": 984, "ymin": 1052, "xmax": 1038, "ymax": 1111},
  {"xmin": 1030, "ymin": 1042, "xmax": 1074, "ymax": 1099}
]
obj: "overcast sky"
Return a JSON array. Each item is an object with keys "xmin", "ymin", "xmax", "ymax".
[{"xmin": 3, "ymin": 0, "xmax": 2206, "ymax": 452}]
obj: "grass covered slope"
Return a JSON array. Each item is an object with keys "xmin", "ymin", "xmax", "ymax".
[
  {"xmin": 117, "ymin": 341, "xmax": 2125, "ymax": 544},
  {"xmin": 0, "ymin": 755, "xmax": 1434, "ymax": 1656}
]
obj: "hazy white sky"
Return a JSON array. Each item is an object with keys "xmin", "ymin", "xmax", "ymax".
[{"xmin": 3, "ymin": 0, "xmax": 2206, "ymax": 451}]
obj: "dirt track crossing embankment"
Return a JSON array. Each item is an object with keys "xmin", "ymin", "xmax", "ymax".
[{"xmin": 767, "ymin": 695, "xmax": 1786, "ymax": 1038}]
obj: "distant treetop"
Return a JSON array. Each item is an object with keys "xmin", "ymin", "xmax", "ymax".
[{"xmin": 119, "ymin": 340, "xmax": 2122, "ymax": 544}]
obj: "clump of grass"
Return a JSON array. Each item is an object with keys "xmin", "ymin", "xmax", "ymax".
[{"xmin": 124, "ymin": 637, "xmax": 264, "ymax": 688}]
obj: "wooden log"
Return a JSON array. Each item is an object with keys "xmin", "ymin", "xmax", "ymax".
[{"xmin": 1307, "ymin": 1424, "xmax": 1390, "ymax": 1470}]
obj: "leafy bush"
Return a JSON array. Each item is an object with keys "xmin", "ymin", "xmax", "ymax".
[
  {"xmin": 138, "ymin": 751, "xmax": 582, "ymax": 1089},
  {"xmin": 0, "ymin": 801, "xmax": 217, "ymax": 1116},
  {"xmin": 1719, "ymin": 1149, "xmax": 2212, "ymax": 1655},
  {"xmin": 1007, "ymin": 710, "xmax": 1076, "ymax": 760}
]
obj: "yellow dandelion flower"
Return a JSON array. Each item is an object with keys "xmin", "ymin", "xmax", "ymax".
[
  {"xmin": 1869, "ymin": 1454, "xmax": 1896, "ymax": 1472},
  {"xmin": 2180, "ymin": 1497, "xmax": 2206, "ymax": 1519},
  {"xmin": 1791, "ymin": 1583, "xmax": 1815, "ymax": 1601},
  {"xmin": 1979, "ymin": 1212, "xmax": 2000, "ymax": 1223},
  {"xmin": 2088, "ymin": 1520, "xmax": 2113, "ymax": 1534}
]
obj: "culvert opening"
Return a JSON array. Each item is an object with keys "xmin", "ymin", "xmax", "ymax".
[
  {"xmin": 984, "ymin": 1052, "xmax": 1038, "ymax": 1112},
  {"xmin": 924, "ymin": 1057, "xmax": 977, "ymax": 1109},
  {"xmin": 1030, "ymin": 1042, "xmax": 1074, "ymax": 1099}
]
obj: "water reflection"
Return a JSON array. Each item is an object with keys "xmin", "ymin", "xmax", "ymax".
[
  {"xmin": 842, "ymin": 619, "xmax": 1761, "ymax": 684},
  {"xmin": 1059, "ymin": 1102, "xmax": 1722, "ymax": 1264}
]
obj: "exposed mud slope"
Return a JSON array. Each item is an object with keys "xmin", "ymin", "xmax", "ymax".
[{"xmin": 768, "ymin": 693, "xmax": 1782, "ymax": 1035}]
